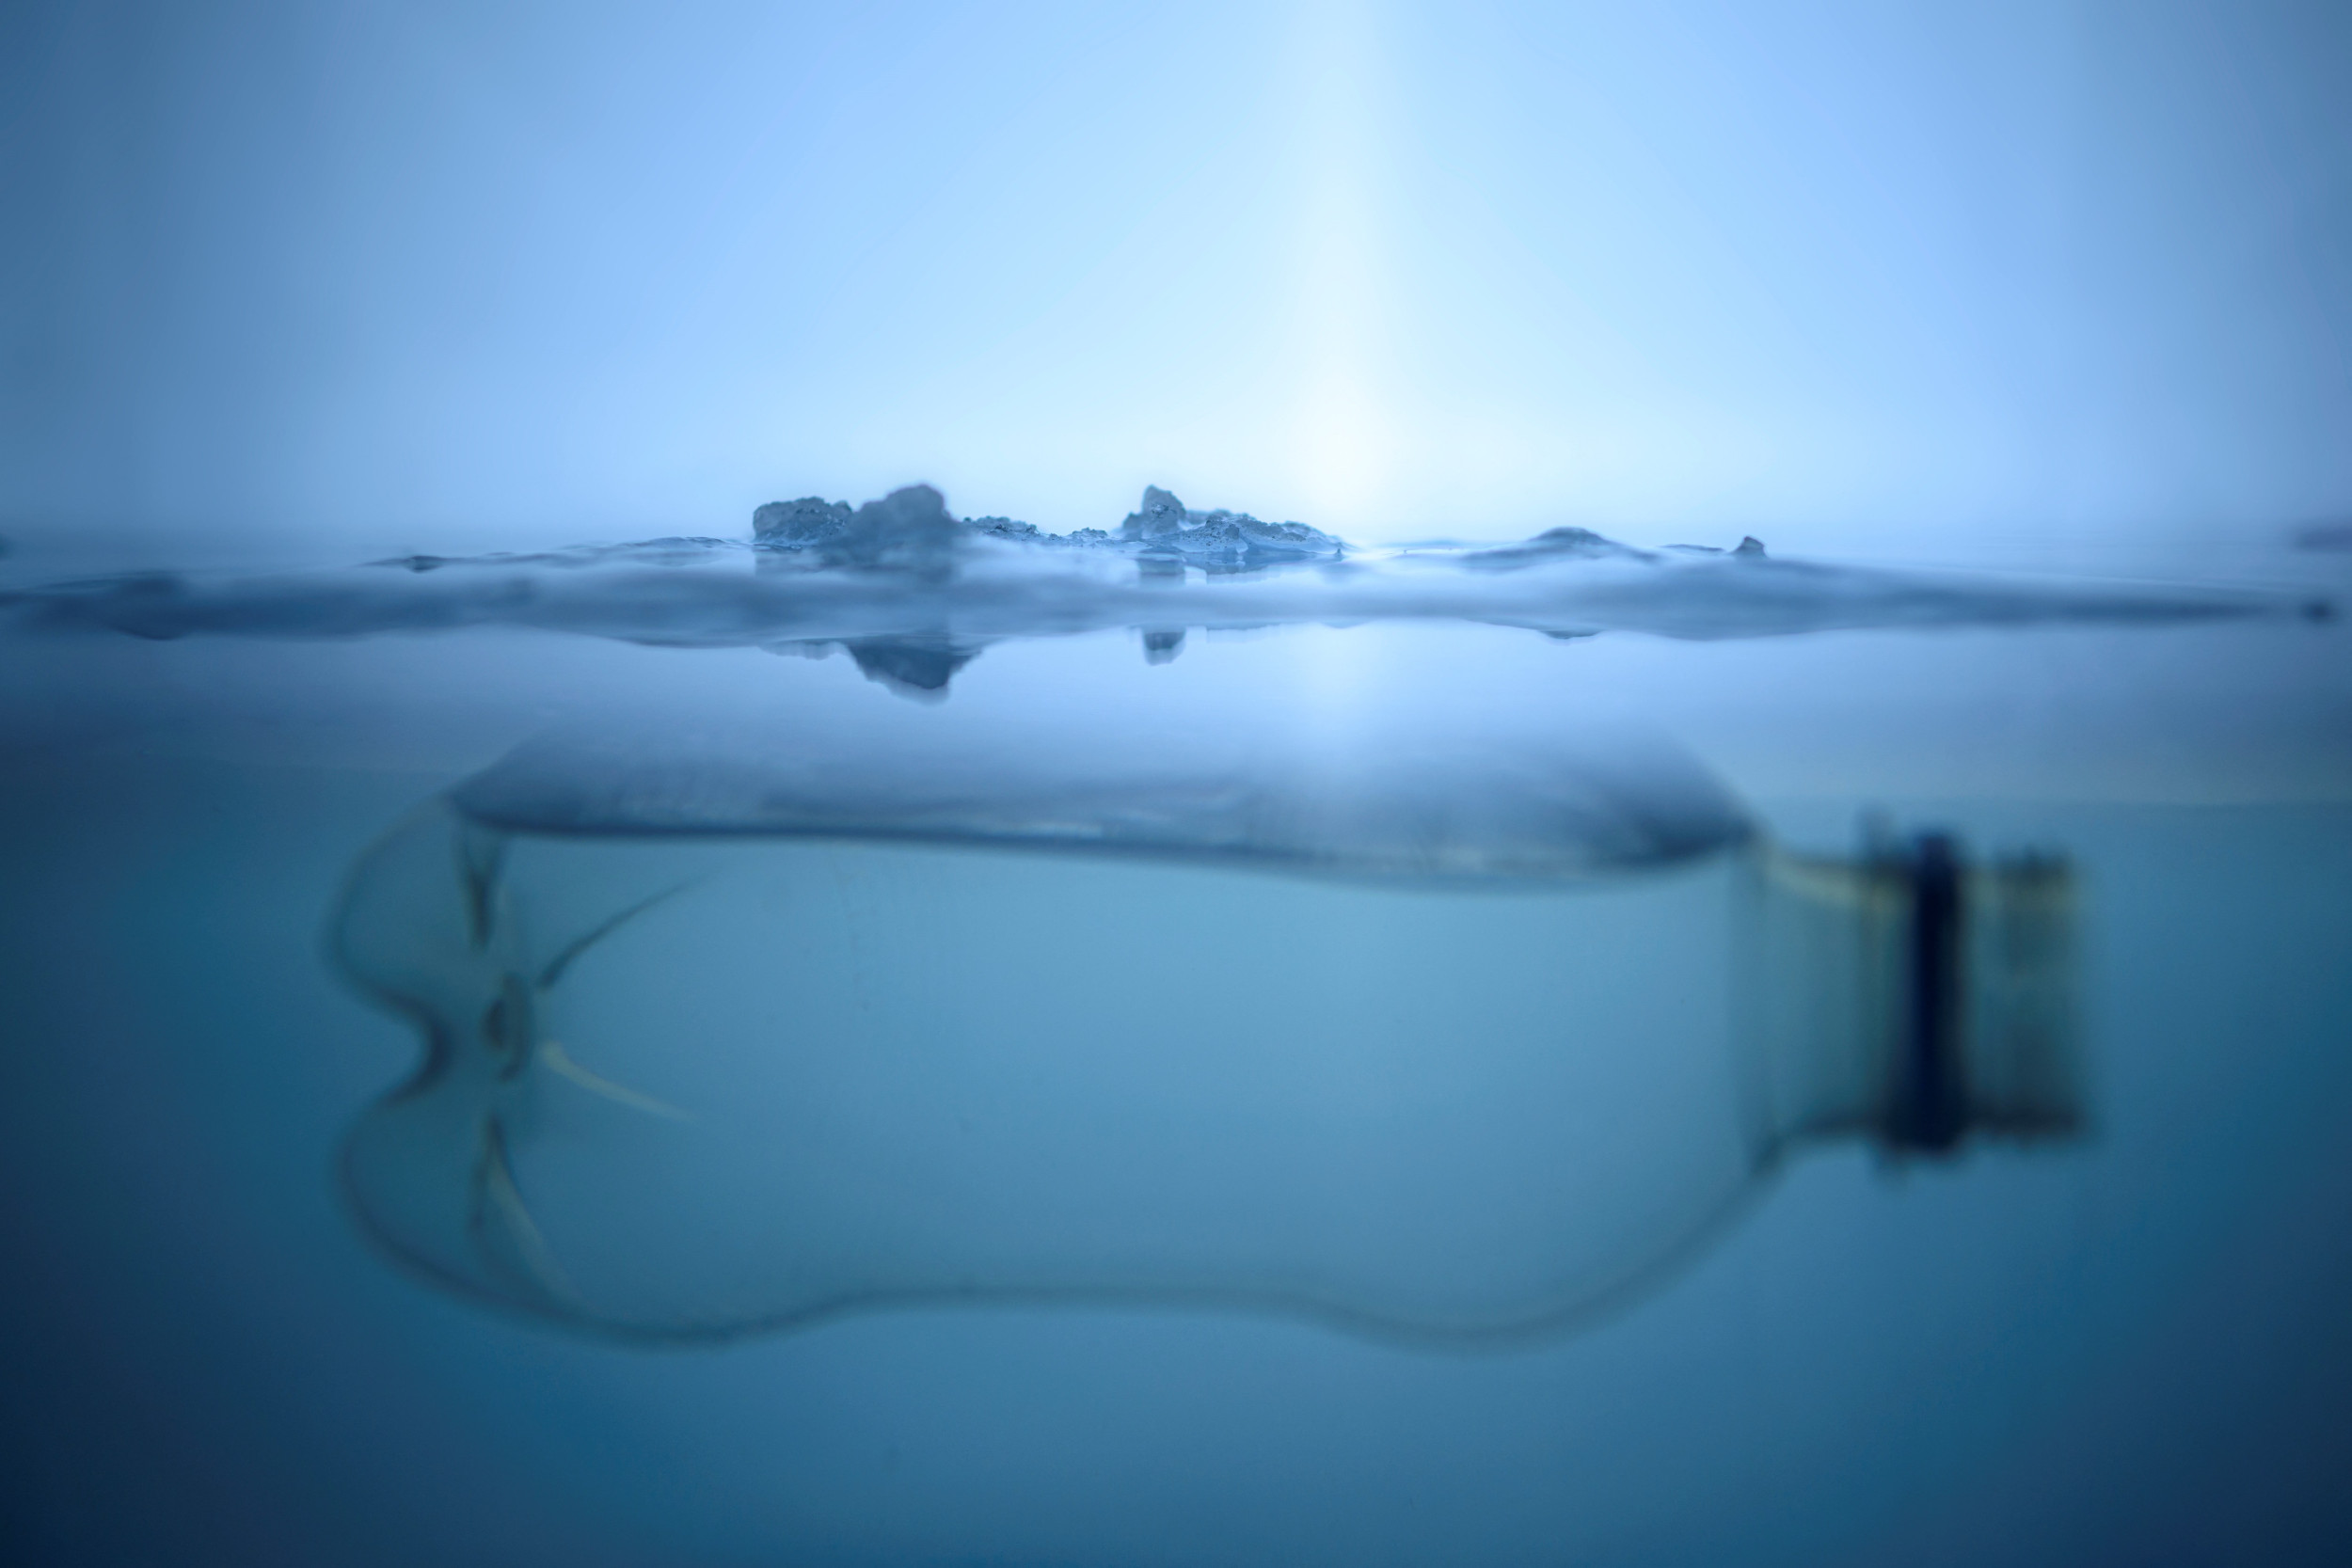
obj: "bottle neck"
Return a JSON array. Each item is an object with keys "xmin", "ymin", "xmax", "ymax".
[{"xmin": 1742, "ymin": 833, "xmax": 2081, "ymax": 1160}]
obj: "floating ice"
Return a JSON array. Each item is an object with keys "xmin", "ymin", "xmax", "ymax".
[
  {"xmin": 751, "ymin": 496, "xmax": 854, "ymax": 550},
  {"xmin": 755, "ymin": 485, "xmax": 964, "ymax": 580},
  {"xmin": 3, "ymin": 484, "xmax": 2322, "ymax": 696},
  {"xmin": 751, "ymin": 483, "xmax": 1340, "ymax": 575},
  {"xmin": 1113, "ymin": 484, "xmax": 1343, "ymax": 567}
]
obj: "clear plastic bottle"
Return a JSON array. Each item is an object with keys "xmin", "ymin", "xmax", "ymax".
[{"xmin": 329, "ymin": 698, "xmax": 2079, "ymax": 1343}]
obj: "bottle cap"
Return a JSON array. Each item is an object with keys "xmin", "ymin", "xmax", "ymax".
[{"xmin": 1883, "ymin": 835, "xmax": 2083, "ymax": 1151}]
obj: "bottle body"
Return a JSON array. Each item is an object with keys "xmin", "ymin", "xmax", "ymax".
[{"xmin": 332, "ymin": 801, "xmax": 2077, "ymax": 1342}]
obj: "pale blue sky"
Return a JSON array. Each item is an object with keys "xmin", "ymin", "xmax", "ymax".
[{"xmin": 4, "ymin": 1, "xmax": 2346, "ymax": 562}]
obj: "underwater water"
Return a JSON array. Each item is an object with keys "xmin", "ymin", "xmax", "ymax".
[{"xmin": 1, "ymin": 519, "xmax": 2348, "ymax": 1566}]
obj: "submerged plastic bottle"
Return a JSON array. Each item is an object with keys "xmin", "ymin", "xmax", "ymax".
[{"xmin": 329, "ymin": 688, "xmax": 2079, "ymax": 1343}]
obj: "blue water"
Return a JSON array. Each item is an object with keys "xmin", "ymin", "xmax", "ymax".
[
  {"xmin": 10, "ymin": 0, "xmax": 2350, "ymax": 1555},
  {"xmin": 2, "ymin": 534, "xmax": 2346, "ymax": 1564}
]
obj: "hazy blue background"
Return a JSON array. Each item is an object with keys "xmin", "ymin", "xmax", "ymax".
[
  {"xmin": 4, "ymin": 0, "xmax": 2347, "ymax": 565},
  {"xmin": 3, "ymin": 6, "xmax": 2350, "ymax": 1567}
]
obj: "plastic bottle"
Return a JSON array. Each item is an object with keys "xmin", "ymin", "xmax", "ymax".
[{"xmin": 329, "ymin": 696, "xmax": 2079, "ymax": 1342}]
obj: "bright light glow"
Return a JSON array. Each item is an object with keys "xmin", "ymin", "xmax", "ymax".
[
  {"xmin": 5, "ymin": 3, "xmax": 2345, "ymax": 564},
  {"xmin": 1286, "ymin": 1, "xmax": 1397, "ymax": 530}
]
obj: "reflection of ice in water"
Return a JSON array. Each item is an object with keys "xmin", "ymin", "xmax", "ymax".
[
  {"xmin": 8, "ymin": 484, "xmax": 2320, "ymax": 699},
  {"xmin": 331, "ymin": 699, "xmax": 2077, "ymax": 1342}
]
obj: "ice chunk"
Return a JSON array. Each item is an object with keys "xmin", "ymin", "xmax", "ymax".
[
  {"xmin": 1116, "ymin": 486, "xmax": 1343, "ymax": 568},
  {"xmin": 968, "ymin": 515, "xmax": 1040, "ymax": 542},
  {"xmin": 749, "ymin": 483, "xmax": 1318, "ymax": 572},
  {"xmin": 1123, "ymin": 484, "xmax": 1190, "ymax": 541},
  {"xmin": 751, "ymin": 497, "xmax": 851, "ymax": 549},
  {"xmin": 758, "ymin": 484, "xmax": 967, "ymax": 581}
]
